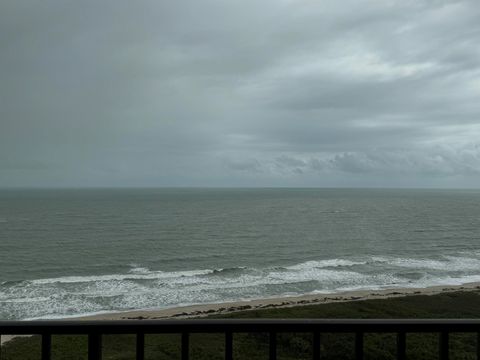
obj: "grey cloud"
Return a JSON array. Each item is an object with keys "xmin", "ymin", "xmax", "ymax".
[
  {"xmin": 226, "ymin": 144, "xmax": 480, "ymax": 178},
  {"xmin": 275, "ymin": 155, "xmax": 307, "ymax": 168},
  {"xmin": 328, "ymin": 146, "xmax": 480, "ymax": 178},
  {"xmin": 224, "ymin": 159, "xmax": 263, "ymax": 173},
  {"xmin": 1, "ymin": 0, "xmax": 479, "ymax": 187}
]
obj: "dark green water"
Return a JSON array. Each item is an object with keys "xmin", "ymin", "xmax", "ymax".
[{"xmin": 1, "ymin": 188, "xmax": 480, "ymax": 320}]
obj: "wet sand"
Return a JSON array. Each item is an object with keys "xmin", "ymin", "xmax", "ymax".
[{"xmin": 3, "ymin": 281, "xmax": 480, "ymax": 346}]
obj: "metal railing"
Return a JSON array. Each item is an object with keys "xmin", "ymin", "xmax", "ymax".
[{"xmin": 2, "ymin": 319, "xmax": 480, "ymax": 360}]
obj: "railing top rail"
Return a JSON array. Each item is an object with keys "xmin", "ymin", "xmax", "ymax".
[{"xmin": 1, "ymin": 319, "xmax": 480, "ymax": 334}]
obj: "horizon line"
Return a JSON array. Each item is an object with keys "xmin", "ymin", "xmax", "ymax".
[{"xmin": 1, "ymin": 186, "xmax": 480, "ymax": 191}]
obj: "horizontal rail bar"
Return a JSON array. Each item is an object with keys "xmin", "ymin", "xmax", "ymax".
[{"xmin": 1, "ymin": 319, "xmax": 480, "ymax": 335}]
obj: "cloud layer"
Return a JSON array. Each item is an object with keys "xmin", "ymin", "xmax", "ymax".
[{"xmin": 1, "ymin": 0, "xmax": 480, "ymax": 187}]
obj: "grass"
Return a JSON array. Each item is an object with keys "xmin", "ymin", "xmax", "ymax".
[{"xmin": 2, "ymin": 291, "xmax": 480, "ymax": 359}]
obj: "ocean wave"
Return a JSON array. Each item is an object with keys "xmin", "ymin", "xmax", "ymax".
[
  {"xmin": 208, "ymin": 267, "xmax": 248, "ymax": 276},
  {"xmin": 25, "ymin": 260, "xmax": 367, "ymax": 287},
  {"xmin": 3, "ymin": 255, "xmax": 480, "ymax": 320},
  {"xmin": 371, "ymin": 255, "xmax": 480, "ymax": 272},
  {"xmin": 0, "ymin": 280, "xmax": 24, "ymax": 286},
  {"xmin": 3, "ymin": 296, "xmax": 51, "ymax": 304},
  {"xmin": 286, "ymin": 259, "xmax": 367, "ymax": 270},
  {"xmin": 399, "ymin": 274, "xmax": 480, "ymax": 288},
  {"xmin": 30, "ymin": 268, "xmax": 212, "ymax": 285}
]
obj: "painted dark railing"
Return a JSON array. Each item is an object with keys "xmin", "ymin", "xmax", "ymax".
[{"xmin": 1, "ymin": 319, "xmax": 480, "ymax": 360}]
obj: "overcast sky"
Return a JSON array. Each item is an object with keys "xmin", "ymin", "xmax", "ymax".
[{"xmin": 1, "ymin": 0, "xmax": 480, "ymax": 188}]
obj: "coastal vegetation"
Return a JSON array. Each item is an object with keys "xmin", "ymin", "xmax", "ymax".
[{"xmin": 2, "ymin": 291, "xmax": 480, "ymax": 359}]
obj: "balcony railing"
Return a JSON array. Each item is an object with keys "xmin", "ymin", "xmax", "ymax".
[{"xmin": 2, "ymin": 319, "xmax": 480, "ymax": 360}]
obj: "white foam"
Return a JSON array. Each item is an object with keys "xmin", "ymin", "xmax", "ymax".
[
  {"xmin": 3, "ymin": 296, "xmax": 51, "ymax": 303},
  {"xmin": 4, "ymin": 255, "xmax": 480, "ymax": 320},
  {"xmin": 402, "ymin": 274, "xmax": 480, "ymax": 288},
  {"xmin": 129, "ymin": 267, "xmax": 150, "ymax": 274},
  {"xmin": 372, "ymin": 255, "xmax": 480, "ymax": 272},
  {"xmin": 286, "ymin": 259, "xmax": 367, "ymax": 270},
  {"xmin": 30, "ymin": 268, "xmax": 212, "ymax": 285}
]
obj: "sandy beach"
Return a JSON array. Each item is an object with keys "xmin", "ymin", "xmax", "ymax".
[{"xmin": 2, "ymin": 281, "xmax": 480, "ymax": 346}]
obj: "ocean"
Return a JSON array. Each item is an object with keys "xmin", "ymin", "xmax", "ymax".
[{"xmin": 1, "ymin": 188, "xmax": 480, "ymax": 320}]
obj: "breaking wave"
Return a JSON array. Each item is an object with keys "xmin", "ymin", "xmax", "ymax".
[{"xmin": 2, "ymin": 253, "xmax": 480, "ymax": 320}]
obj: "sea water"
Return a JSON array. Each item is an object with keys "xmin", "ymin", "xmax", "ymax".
[{"xmin": 1, "ymin": 188, "xmax": 479, "ymax": 320}]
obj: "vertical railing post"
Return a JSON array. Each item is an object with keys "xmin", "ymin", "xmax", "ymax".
[
  {"xmin": 182, "ymin": 332, "xmax": 189, "ymax": 360},
  {"xmin": 41, "ymin": 333, "xmax": 51, "ymax": 360},
  {"xmin": 269, "ymin": 332, "xmax": 277, "ymax": 360},
  {"xmin": 225, "ymin": 331, "xmax": 233, "ymax": 360},
  {"xmin": 397, "ymin": 332, "xmax": 406, "ymax": 360},
  {"xmin": 477, "ymin": 333, "xmax": 480, "ymax": 360},
  {"xmin": 136, "ymin": 333, "xmax": 145, "ymax": 360},
  {"xmin": 88, "ymin": 333, "xmax": 102, "ymax": 360},
  {"xmin": 312, "ymin": 332, "xmax": 320, "ymax": 360},
  {"xmin": 439, "ymin": 332, "xmax": 449, "ymax": 360},
  {"xmin": 355, "ymin": 332, "xmax": 364, "ymax": 360}
]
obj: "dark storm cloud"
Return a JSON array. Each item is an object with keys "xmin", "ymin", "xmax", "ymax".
[{"xmin": 1, "ymin": 0, "xmax": 479, "ymax": 187}]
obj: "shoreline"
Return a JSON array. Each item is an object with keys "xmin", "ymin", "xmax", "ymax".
[
  {"xmin": 2, "ymin": 281, "xmax": 480, "ymax": 345},
  {"xmin": 78, "ymin": 281, "xmax": 480, "ymax": 321}
]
